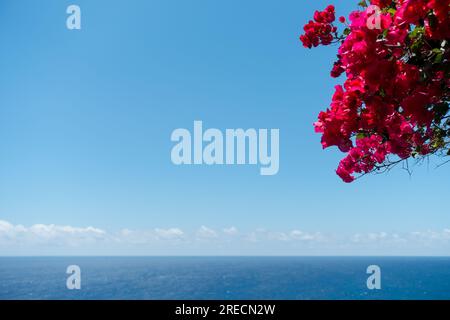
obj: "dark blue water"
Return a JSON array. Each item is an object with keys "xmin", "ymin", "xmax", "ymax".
[{"xmin": 0, "ymin": 257, "xmax": 449, "ymax": 300}]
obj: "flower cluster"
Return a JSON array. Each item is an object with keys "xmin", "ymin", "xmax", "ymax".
[
  {"xmin": 301, "ymin": 0, "xmax": 450, "ymax": 182},
  {"xmin": 300, "ymin": 5, "xmax": 337, "ymax": 48}
]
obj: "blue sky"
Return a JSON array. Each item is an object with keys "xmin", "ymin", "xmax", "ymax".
[{"xmin": 0, "ymin": 0, "xmax": 449, "ymax": 255}]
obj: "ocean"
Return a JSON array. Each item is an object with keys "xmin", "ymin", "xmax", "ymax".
[{"xmin": 0, "ymin": 257, "xmax": 449, "ymax": 300}]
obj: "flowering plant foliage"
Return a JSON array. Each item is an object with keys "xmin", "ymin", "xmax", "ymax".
[{"xmin": 300, "ymin": 0, "xmax": 449, "ymax": 182}]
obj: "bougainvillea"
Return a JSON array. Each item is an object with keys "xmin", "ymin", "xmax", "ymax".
[{"xmin": 300, "ymin": 0, "xmax": 449, "ymax": 182}]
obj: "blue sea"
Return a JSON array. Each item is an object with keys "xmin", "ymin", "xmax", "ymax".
[{"xmin": 0, "ymin": 257, "xmax": 449, "ymax": 300}]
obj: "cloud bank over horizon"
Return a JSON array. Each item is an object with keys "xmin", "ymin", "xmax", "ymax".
[{"xmin": 0, "ymin": 220, "xmax": 449, "ymax": 256}]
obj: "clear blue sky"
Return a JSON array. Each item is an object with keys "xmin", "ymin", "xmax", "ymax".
[{"xmin": 0, "ymin": 0, "xmax": 449, "ymax": 255}]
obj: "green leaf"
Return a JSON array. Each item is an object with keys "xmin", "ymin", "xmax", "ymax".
[
  {"xmin": 356, "ymin": 133, "xmax": 366, "ymax": 140},
  {"xmin": 434, "ymin": 52, "xmax": 443, "ymax": 63},
  {"xmin": 409, "ymin": 26, "xmax": 424, "ymax": 39},
  {"xmin": 387, "ymin": 8, "xmax": 396, "ymax": 16},
  {"xmin": 358, "ymin": 0, "xmax": 368, "ymax": 8}
]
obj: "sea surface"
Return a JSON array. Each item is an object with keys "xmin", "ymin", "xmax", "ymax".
[{"xmin": 0, "ymin": 257, "xmax": 449, "ymax": 300}]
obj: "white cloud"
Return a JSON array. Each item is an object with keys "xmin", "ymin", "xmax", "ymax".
[
  {"xmin": 290, "ymin": 230, "xmax": 324, "ymax": 241},
  {"xmin": 409, "ymin": 229, "xmax": 450, "ymax": 242},
  {"xmin": 350, "ymin": 230, "xmax": 450, "ymax": 246},
  {"xmin": 0, "ymin": 220, "xmax": 107, "ymax": 247},
  {"xmin": 1, "ymin": 219, "xmax": 450, "ymax": 255},
  {"xmin": 268, "ymin": 231, "xmax": 290, "ymax": 241},
  {"xmin": 196, "ymin": 226, "xmax": 218, "ymax": 239},
  {"xmin": 154, "ymin": 228, "xmax": 184, "ymax": 240},
  {"xmin": 29, "ymin": 224, "xmax": 105, "ymax": 237},
  {"xmin": 118, "ymin": 227, "xmax": 185, "ymax": 244},
  {"xmin": 245, "ymin": 229, "xmax": 325, "ymax": 243},
  {"xmin": 223, "ymin": 227, "xmax": 238, "ymax": 236}
]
